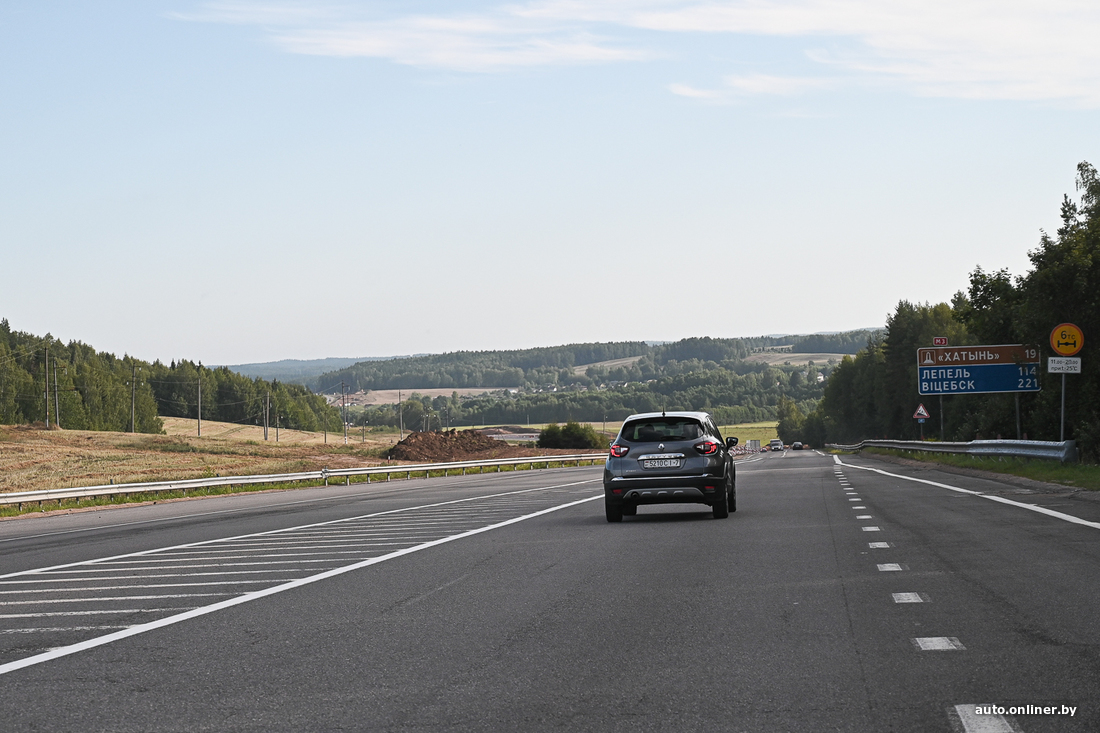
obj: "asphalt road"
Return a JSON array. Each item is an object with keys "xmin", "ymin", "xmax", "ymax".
[{"xmin": 0, "ymin": 451, "xmax": 1098, "ymax": 732}]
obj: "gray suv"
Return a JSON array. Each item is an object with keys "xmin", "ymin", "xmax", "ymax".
[{"xmin": 603, "ymin": 411, "xmax": 738, "ymax": 522}]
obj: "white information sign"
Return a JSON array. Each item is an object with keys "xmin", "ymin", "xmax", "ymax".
[{"xmin": 1048, "ymin": 357, "xmax": 1082, "ymax": 374}]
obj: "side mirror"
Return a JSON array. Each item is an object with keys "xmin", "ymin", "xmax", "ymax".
[{"xmin": 726, "ymin": 437, "xmax": 739, "ymax": 448}]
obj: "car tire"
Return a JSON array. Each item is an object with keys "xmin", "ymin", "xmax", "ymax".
[
  {"xmin": 622, "ymin": 504, "xmax": 637, "ymax": 516},
  {"xmin": 712, "ymin": 486, "xmax": 729, "ymax": 519},
  {"xmin": 605, "ymin": 498, "xmax": 623, "ymax": 523}
]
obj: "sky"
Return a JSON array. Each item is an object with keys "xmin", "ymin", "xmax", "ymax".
[{"xmin": 2, "ymin": 1, "xmax": 1098, "ymax": 365}]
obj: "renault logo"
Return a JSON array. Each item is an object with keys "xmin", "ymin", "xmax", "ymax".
[{"xmin": 658, "ymin": 443, "xmax": 665, "ymax": 452}]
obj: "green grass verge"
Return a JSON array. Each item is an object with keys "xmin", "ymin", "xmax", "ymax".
[
  {"xmin": 719, "ymin": 422, "xmax": 780, "ymax": 445},
  {"xmin": 859, "ymin": 447, "xmax": 1100, "ymax": 491},
  {"xmin": 0, "ymin": 459, "xmax": 605, "ymax": 519}
]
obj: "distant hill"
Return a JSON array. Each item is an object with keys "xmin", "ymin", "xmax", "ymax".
[
  {"xmin": 307, "ymin": 330, "xmax": 882, "ymax": 393},
  {"xmin": 220, "ymin": 356, "xmax": 420, "ymax": 383}
]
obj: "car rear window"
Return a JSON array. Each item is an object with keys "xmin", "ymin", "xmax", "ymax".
[{"xmin": 621, "ymin": 418, "xmax": 704, "ymax": 442}]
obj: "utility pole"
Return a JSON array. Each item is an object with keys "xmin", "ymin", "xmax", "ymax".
[
  {"xmin": 276, "ymin": 411, "xmax": 280, "ymax": 443},
  {"xmin": 264, "ymin": 391, "xmax": 270, "ymax": 441},
  {"xmin": 342, "ymin": 381, "xmax": 348, "ymax": 445},
  {"xmin": 197, "ymin": 370, "xmax": 202, "ymax": 437},
  {"xmin": 130, "ymin": 364, "xmax": 137, "ymax": 433},
  {"xmin": 44, "ymin": 343, "xmax": 50, "ymax": 428},
  {"xmin": 398, "ymin": 390, "xmax": 404, "ymax": 439},
  {"xmin": 53, "ymin": 358, "xmax": 60, "ymax": 429}
]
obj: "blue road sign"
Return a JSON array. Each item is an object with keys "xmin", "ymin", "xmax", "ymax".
[{"xmin": 918, "ymin": 363, "xmax": 1040, "ymax": 395}]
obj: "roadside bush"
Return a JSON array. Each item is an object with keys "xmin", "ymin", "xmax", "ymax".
[{"xmin": 538, "ymin": 421, "xmax": 605, "ymax": 449}]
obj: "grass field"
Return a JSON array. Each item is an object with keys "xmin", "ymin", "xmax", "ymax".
[
  {"xmin": 743, "ymin": 352, "xmax": 848, "ymax": 366},
  {"xmin": 0, "ymin": 419, "xmax": 398, "ymax": 497},
  {"xmin": 859, "ymin": 447, "xmax": 1100, "ymax": 491},
  {"xmin": 719, "ymin": 421, "xmax": 780, "ymax": 445},
  {"xmin": 160, "ymin": 416, "xmax": 400, "ymax": 446}
]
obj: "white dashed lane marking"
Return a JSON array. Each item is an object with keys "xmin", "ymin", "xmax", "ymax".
[
  {"xmin": 877, "ymin": 563, "xmax": 905, "ymax": 571},
  {"xmin": 862, "ymin": 526, "xmax": 882, "ymax": 532},
  {"xmin": 868, "ymin": 542, "xmax": 892, "ymax": 548},
  {"xmin": 913, "ymin": 637, "xmax": 966, "ymax": 651},
  {"xmin": 892, "ymin": 593, "xmax": 928, "ymax": 603},
  {"xmin": 948, "ymin": 704, "xmax": 1023, "ymax": 733}
]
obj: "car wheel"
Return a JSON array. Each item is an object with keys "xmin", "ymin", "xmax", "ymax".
[
  {"xmin": 622, "ymin": 504, "xmax": 637, "ymax": 516},
  {"xmin": 605, "ymin": 498, "xmax": 623, "ymax": 523},
  {"xmin": 712, "ymin": 485, "xmax": 729, "ymax": 519}
]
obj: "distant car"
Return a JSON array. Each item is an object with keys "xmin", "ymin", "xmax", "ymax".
[
  {"xmin": 769, "ymin": 439, "xmax": 784, "ymax": 451},
  {"xmin": 604, "ymin": 411, "xmax": 737, "ymax": 522},
  {"xmin": 792, "ymin": 442, "xmax": 803, "ymax": 450}
]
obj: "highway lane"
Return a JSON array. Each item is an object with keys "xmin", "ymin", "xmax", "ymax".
[{"xmin": 0, "ymin": 452, "xmax": 1097, "ymax": 731}]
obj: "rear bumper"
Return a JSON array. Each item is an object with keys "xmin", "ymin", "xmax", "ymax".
[{"xmin": 604, "ymin": 474, "xmax": 724, "ymax": 505}]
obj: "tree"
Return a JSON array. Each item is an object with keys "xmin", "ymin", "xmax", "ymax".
[
  {"xmin": 775, "ymin": 396, "xmax": 805, "ymax": 444},
  {"xmin": 538, "ymin": 421, "xmax": 604, "ymax": 449}
]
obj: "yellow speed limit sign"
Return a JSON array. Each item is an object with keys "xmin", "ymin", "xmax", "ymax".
[{"xmin": 1051, "ymin": 323, "xmax": 1083, "ymax": 356}]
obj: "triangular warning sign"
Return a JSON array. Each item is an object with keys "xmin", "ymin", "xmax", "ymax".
[{"xmin": 913, "ymin": 404, "xmax": 931, "ymax": 419}]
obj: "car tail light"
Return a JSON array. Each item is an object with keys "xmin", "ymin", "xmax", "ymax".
[
  {"xmin": 610, "ymin": 445, "xmax": 629, "ymax": 457},
  {"xmin": 694, "ymin": 440, "xmax": 719, "ymax": 455}
]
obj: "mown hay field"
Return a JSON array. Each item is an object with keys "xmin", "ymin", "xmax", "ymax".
[{"xmin": 0, "ymin": 418, "xmax": 397, "ymax": 496}]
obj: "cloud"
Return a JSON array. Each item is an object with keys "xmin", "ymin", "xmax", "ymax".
[
  {"xmin": 669, "ymin": 74, "xmax": 834, "ymax": 103},
  {"xmin": 667, "ymin": 83, "xmax": 726, "ymax": 100},
  {"xmin": 178, "ymin": 1, "xmax": 1100, "ymax": 104},
  {"xmin": 178, "ymin": 2, "xmax": 651, "ymax": 71},
  {"xmin": 538, "ymin": 0, "xmax": 1100, "ymax": 105},
  {"xmin": 723, "ymin": 73, "xmax": 834, "ymax": 96}
]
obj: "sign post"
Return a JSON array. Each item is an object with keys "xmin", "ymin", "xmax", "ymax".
[
  {"xmin": 932, "ymin": 337, "xmax": 948, "ymax": 436},
  {"xmin": 1050, "ymin": 324, "xmax": 1084, "ymax": 442}
]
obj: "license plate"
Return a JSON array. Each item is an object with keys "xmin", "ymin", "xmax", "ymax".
[{"xmin": 642, "ymin": 459, "xmax": 681, "ymax": 469}]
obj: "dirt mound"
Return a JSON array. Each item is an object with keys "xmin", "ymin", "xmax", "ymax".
[{"xmin": 388, "ymin": 430, "xmax": 506, "ymax": 462}]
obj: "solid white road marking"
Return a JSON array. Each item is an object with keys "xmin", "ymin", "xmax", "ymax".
[
  {"xmin": 913, "ymin": 637, "xmax": 965, "ymax": 650},
  {"xmin": 0, "ymin": 594, "xmax": 228, "ymax": 606},
  {"xmin": 0, "ymin": 608, "xmax": 192, "ymax": 619},
  {"xmin": 0, "ymin": 581, "xmax": 291, "ymax": 594},
  {"xmin": 892, "ymin": 593, "xmax": 925, "ymax": 603},
  {"xmin": 0, "ymin": 491, "xmax": 601, "ymax": 676},
  {"xmin": 835, "ymin": 457, "xmax": 1100, "ymax": 531},
  {"xmin": 1, "ymin": 626, "xmax": 132, "ymax": 635},
  {"xmin": 948, "ymin": 704, "xmax": 1023, "ymax": 733}
]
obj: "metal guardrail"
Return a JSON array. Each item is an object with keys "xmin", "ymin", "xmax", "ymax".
[
  {"xmin": 826, "ymin": 439, "xmax": 1077, "ymax": 463},
  {"xmin": 0, "ymin": 454, "xmax": 608, "ymax": 509}
]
